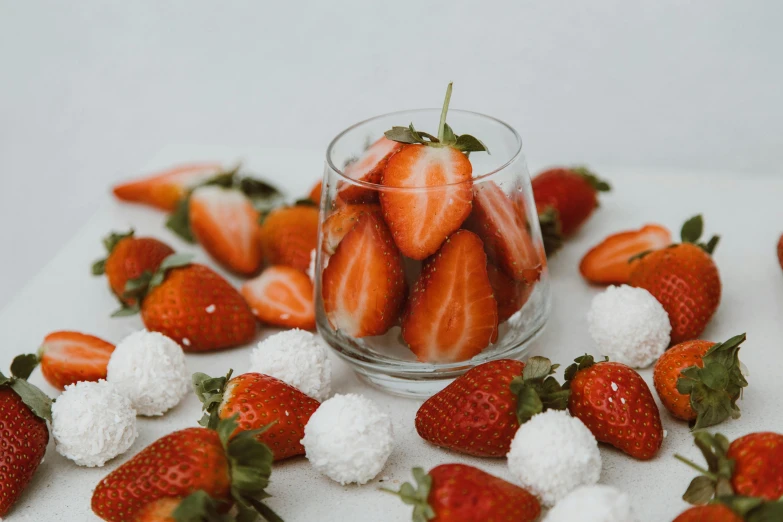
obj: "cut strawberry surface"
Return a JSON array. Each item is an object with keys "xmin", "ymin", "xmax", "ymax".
[
  {"xmin": 488, "ymin": 263, "xmax": 534, "ymax": 323},
  {"xmin": 402, "ymin": 230, "xmax": 498, "ymax": 363},
  {"xmin": 113, "ymin": 162, "xmax": 224, "ymax": 212},
  {"xmin": 39, "ymin": 331, "xmax": 115, "ymax": 391},
  {"xmin": 465, "ymin": 181, "xmax": 542, "ymax": 284},
  {"xmin": 336, "ymin": 137, "xmax": 403, "ymax": 203},
  {"xmin": 580, "ymin": 224, "xmax": 672, "ymax": 284},
  {"xmin": 241, "ymin": 266, "xmax": 315, "ymax": 330},
  {"xmin": 322, "ymin": 212, "xmax": 406, "ymax": 338},
  {"xmin": 322, "ymin": 203, "xmax": 381, "ymax": 254},
  {"xmin": 189, "ymin": 186, "xmax": 263, "ymax": 276}
]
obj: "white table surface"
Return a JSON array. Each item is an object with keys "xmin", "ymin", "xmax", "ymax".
[{"xmin": 1, "ymin": 144, "xmax": 782, "ymax": 521}]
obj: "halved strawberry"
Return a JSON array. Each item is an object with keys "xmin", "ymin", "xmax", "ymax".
[
  {"xmin": 189, "ymin": 186, "xmax": 263, "ymax": 276},
  {"xmin": 402, "ymin": 230, "xmax": 498, "ymax": 363},
  {"xmin": 336, "ymin": 137, "xmax": 403, "ymax": 203},
  {"xmin": 258, "ymin": 204, "xmax": 319, "ymax": 272},
  {"xmin": 322, "ymin": 203, "xmax": 381, "ymax": 254},
  {"xmin": 322, "ymin": 212, "xmax": 406, "ymax": 337},
  {"xmin": 488, "ymin": 263, "xmax": 534, "ymax": 323},
  {"xmin": 580, "ymin": 224, "xmax": 672, "ymax": 284},
  {"xmin": 113, "ymin": 163, "xmax": 223, "ymax": 211},
  {"xmin": 38, "ymin": 331, "xmax": 115, "ymax": 390},
  {"xmin": 241, "ymin": 266, "xmax": 315, "ymax": 330},
  {"xmin": 465, "ymin": 181, "xmax": 542, "ymax": 284}
]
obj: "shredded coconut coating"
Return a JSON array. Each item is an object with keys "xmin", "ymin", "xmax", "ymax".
[
  {"xmin": 544, "ymin": 485, "xmax": 636, "ymax": 522},
  {"xmin": 301, "ymin": 393, "xmax": 394, "ymax": 485},
  {"xmin": 51, "ymin": 380, "xmax": 138, "ymax": 467},
  {"xmin": 107, "ymin": 330, "xmax": 189, "ymax": 416},
  {"xmin": 507, "ymin": 410, "xmax": 601, "ymax": 507},
  {"xmin": 587, "ymin": 285, "xmax": 671, "ymax": 368},
  {"xmin": 249, "ymin": 329, "xmax": 331, "ymax": 401}
]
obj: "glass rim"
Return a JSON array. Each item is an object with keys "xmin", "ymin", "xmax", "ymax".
[{"xmin": 325, "ymin": 108, "xmax": 523, "ymax": 192}]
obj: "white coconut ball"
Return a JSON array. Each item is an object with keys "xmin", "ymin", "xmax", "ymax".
[
  {"xmin": 301, "ymin": 394, "xmax": 394, "ymax": 485},
  {"xmin": 587, "ymin": 285, "xmax": 671, "ymax": 368},
  {"xmin": 544, "ymin": 485, "xmax": 636, "ymax": 522},
  {"xmin": 106, "ymin": 330, "xmax": 189, "ymax": 416},
  {"xmin": 507, "ymin": 410, "xmax": 601, "ymax": 507},
  {"xmin": 249, "ymin": 329, "xmax": 331, "ymax": 401},
  {"xmin": 51, "ymin": 380, "xmax": 137, "ymax": 467}
]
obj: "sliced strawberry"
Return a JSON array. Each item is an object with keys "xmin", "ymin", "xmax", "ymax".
[
  {"xmin": 38, "ymin": 331, "xmax": 115, "ymax": 390},
  {"xmin": 402, "ymin": 230, "xmax": 498, "ymax": 363},
  {"xmin": 380, "ymin": 145, "xmax": 473, "ymax": 260},
  {"xmin": 113, "ymin": 162, "xmax": 223, "ymax": 212},
  {"xmin": 241, "ymin": 266, "xmax": 315, "ymax": 330},
  {"xmin": 488, "ymin": 263, "xmax": 534, "ymax": 323},
  {"xmin": 322, "ymin": 212, "xmax": 406, "ymax": 337},
  {"xmin": 336, "ymin": 137, "xmax": 403, "ymax": 203},
  {"xmin": 322, "ymin": 203, "xmax": 381, "ymax": 254},
  {"xmin": 580, "ymin": 224, "xmax": 672, "ymax": 284},
  {"xmin": 189, "ymin": 186, "xmax": 263, "ymax": 276},
  {"xmin": 465, "ymin": 181, "xmax": 542, "ymax": 284}
]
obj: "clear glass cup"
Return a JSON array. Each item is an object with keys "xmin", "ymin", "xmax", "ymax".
[{"xmin": 315, "ymin": 109, "xmax": 551, "ymax": 397}]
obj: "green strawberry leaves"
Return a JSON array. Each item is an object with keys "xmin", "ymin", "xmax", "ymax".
[
  {"xmin": 111, "ymin": 253, "xmax": 194, "ymax": 317},
  {"xmin": 1, "ymin": 354, "xmax": 52, "ymax": 423},
  {"xmin": 172, "ymin": 490, "xmax": 233, "ymax": 522},
  {"xmin": 192, "ymin": 369, "xmax": 233, "ymax": 429},
  {"xmin": 510, "ymin": 356, "xmax": 570, "ymax": 424},
  {"xmin": 677, "ymin": 432, "xmax": 735, "ymax": 505},
  {"xmin": 537, "ymin": 207, "xmax": 563, "ymax": 256},
  {"xmin": 571, "ymin": 166, "xmax": 611, "ymax": 192},
  {"xmin": 91, "ymin": 229, "xmax": 135, "ymax": 275},
  {"xmin": 381, "ymin": 467, "xmax": 436, "ymax": 522},
  {"xmin": 680, "ymin": 214, "xmax": 720, "ymax": 255},
  {"xmin": 563, "ymin": 354, "xmax": 608, "ymax": 386}
]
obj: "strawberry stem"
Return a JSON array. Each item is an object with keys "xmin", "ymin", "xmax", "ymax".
[
  {"xmin": 675, "ymin": 454, "xmax": 718, "ymax": 480},
  {"xmin": 437, "ymin": 82, "xmax": 453, "ymax": 142}
]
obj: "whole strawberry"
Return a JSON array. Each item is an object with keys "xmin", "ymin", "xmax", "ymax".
[
  {"xmin": 193, "ymin": 370, "xmax": 320, "ymax": 461},
  {"xmin": 0, "ymin": 355, "xmax": 52, "ymax": 517},
  {"xmin": 629, "ymin": 215, "xmax": 721, "ymax": 344},
  {"xmin": 778, "ymin": 233, "xmax": 783, "ymax": 271},
  {"xmin": 654, "ymin": 334, "xmax": 747, "ymax": 429},
  {"xmin": 415, "ymin": 357, "xmax": 569, "ymax": 457},
  {"xmin": 564, "ymin": 354, "xmax": 663, "ymax": 460},
  {"xmin": 116, "ymin": 254, "xmax": 257, "ymax": 352},
  {"xmin": 258, "ymin": 204, "xmax": 319, "ymax": 272},
  {"xmin": 92, "ymin": 416, "xmax": 280, "ymax": 522},
  {"xmin": 385, "ymin": 465, "xmax": 540, "ymax": 522},
  {"xmin": 91, "ymin": 230, "xmax": 174, "ymax": 307}
]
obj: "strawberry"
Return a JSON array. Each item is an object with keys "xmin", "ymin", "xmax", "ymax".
[
  {"xmin": 258, "ymin": 204, "xmax": 319, "ymax": 272},
  {"xmin": 564, "ymin": 354, "xmax": 663, "ymax": 460},
  {"xmin": 188, "ymin": 185, "xmax": 264, "ymax": 276},
  {"xmin": 91, "ymin": 416, "xmax": 280, "ymax": 522},
  {"xmin": 401, "ymin": 230, "xmax": 498, "ymax": 363},
  {"xmin": 579, "ymin": 224, "xmax": 672, "ymax": 284},
  {"xmin": 629, "ymin": 215, "xmax": 721, "ymax": 344},
  {"xmin": 531, "ymin": 166, "xmax": 611, "ymax": 238},
  {"xmin": 308, "ymin": 180, "xmax": 323, "ymax": 205},
  {"xmin": 777, "ymin": 233, "xmax": 783, "ymax": 271},
  {"xmin": 92, "ymin": 230, "xmax": 175, "ymax": 306},
  {"xmin": 385, "ymin": 465, "xmax": 540, "ymax": 522},
  {"xmin": 322, "ymin": 212, "xmax": 406, "ymax": 337},
  {"xmin": 0, "ymin": 355, "xmax": 51, "ymax": 517},
  {"xmin": 116, "ymin": 254, "xmax": 257, "ymax": 352},
  {"xmin": 337, "ymin": 136, "xmax": 403, "ymax": 203},
  {"xmin": 673, "ymin": 505, "xmax": 743, "ymax": 522},
  {"xmin": 415, "ymin": 358, "xmax": 568, "ymax": 457},
  {"xmin": 321, "ymin": 203, "xmax": 381, "ymax": 254},
  {"xmin": 132, "ymin": 492, "xmax": 232, "ymax": 522},
  {"xmin": 113, "ymin": 162, "xmax": 224, "ymax": 211},
  {"xmin": 38, "ymin": 331, "xmax": 115, "ymax": 390},
  {"xmin": 487, "ymin": 263, "xmax": 534, "ymax": 323},
  {"xmin": 241, "ymin": 266, "xmax": 315, "ymax": 330},
  {"xmin": 465, "ymin": 181, "xmax": 542, "ymax": 284},
  {"xmin": 729, "ymin": 432, "xmax": 783, "ymax": 501},
  {"xmin": 653, "ymin": 334, "xmax": 747, "ymax": 429},
  {"xmin": 380, "ymin": 83, "xmax": 488, "ymax": 260},
  {"xmin": 193, "ymin": 370, "xmax": 320, "ymax": 461}
]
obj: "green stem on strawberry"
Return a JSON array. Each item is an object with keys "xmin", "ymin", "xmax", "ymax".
[
  {"xmin": 510, "ymin": 356, "xmax": 570, "ymax": 423},
  {"xmin": 171, "ymin": 490, "xmax": 234, "ymax": 522},
  {"xmin": 0, "ymin": 354, "xmax": 51, "ymax": 423},
  {"xmin": 111, "ymin": 252, "xmax": 194, "ymax": 317},
  {"xmin": 677, "ymin": 432, "xmax": 737, "ymax": 506},
  {"xmin": 381, "ymin": 467, "xmax": 436, "ymax": 522},
  {"xmin": 437, "ymin": 82, "xmax": 453, "ymax": 143},
  {"xmin": 675, "ymin": 454, "xmax": 718, "ymax": 481},
  {"xmin": 192, "ymin": 369, "xmax": 234, "ymax": 429}
]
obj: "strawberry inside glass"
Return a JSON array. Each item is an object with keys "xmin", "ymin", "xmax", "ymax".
[{"xmin": 317, "ymin": 84, "xmax": 551, "ymax": 396}]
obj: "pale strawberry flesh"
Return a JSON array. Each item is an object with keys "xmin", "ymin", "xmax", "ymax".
[
  {"xmin": 579, "ymin": 224, "xmax": 672, "ymax": 284},
  {"xmin": 113, "ymin": 162, "xmax": 223, "ymax": 211},
  {"xmin": 321, "ymin": 203, "xmax": 381, "ymax": 255},
  {"xmin": 337, "ymin": 137, "xmax": 403, "ymax": 203},
  {"xmin": 40, "ymin": 331, "xmax": 115, "ymax": 390},
  {"xmin": 241, "ymin": 266, "xmax": 315, "ymax": 330}
]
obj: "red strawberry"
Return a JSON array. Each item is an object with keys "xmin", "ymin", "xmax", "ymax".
[
  {"xmin": 132, "ymin": 492, "xmax": 231, "ymax": 522},
  {"xmin": 673, "ymin": 505, "xmax": 743, "ymax": 522},
  {"xmin": 193, "ymin": 371, "xmax": 320, "ymax": 461},
  {"xmin": 402, "ymin": 230, "xmax": 498, "ymax": 363},
  {"xmin": 0, "ymin": 355, "xmax": 51, "ymax": 518},
  {"xmin": 465, "ymin": 182, "xmax": 542, "ymax": 284},
  {"xmin": 531, "ymin": 166, "xmax": 610, "ymax": 237},
  {"xmin": 653, "ymin": 334, "xmax": 747, "ymax": 429},
  {"xmin": 188, "ymin": 186, "xmax": 263, "ymax": 276},
  {"xmin": 91, "ymin": 416, "xmax": 279, "ymax": 522},
  {"xmin": 322, "ymin": 212, "xmax": 406, "ymax": 337},
  {"xmin": 629, "ymin": 215, "xmax": 721, "ymax": 344},
  {"xmin": 258, "ymin": 204, "xmax": 319, "ymax": 272},
  {"xmin": 38, "ymin": 331, "xmax": 115, "ymax": 390},
  {"xmin": 113, "ymin": 162, "xmax": 224, "ymax": 211},
  {"xmin": 386, "ymin": 465, "xmax": 541, "ymax": 522},
  {"xmin": 241, "ymin": 266, "xmax": 315, "ymax": 330},
  {"xmin": 565, "ymin": 354, "xmax": 663, "ymax": 460},
  {"xmin": 777, "ymin": 233, "xmax": 783, "ymax": 271},
  {"xmin": 336, "ymin": 137, "xmax": 403, "ymax": 203},
  {"xmin": 308, "ymin": 180, "xmax": 323, "ymax": 205},
  {"xmin": 487, "ymin": 264, "xmax": 534, "ymax": 323},
  {"xmin": 729, "ymin": 432, "xmax": 783, "ymax": 501},
  {"xmin": 92, "ymin": 230, "xmax": 175, "ymax": 306},
  {"xmin": 117, "ymin": 254, "xmax": 257, "ymax": 352},
  {"xmin": 415, "ymin": 358, "xmax": 568, "ymax": 457},
  {"xmin": 321, "ymin": 203, "xmax": 381, "ymax": 254},
  {"xmin": 579, "ymin": 224, "xmax": 672, "ymax": 284}
]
